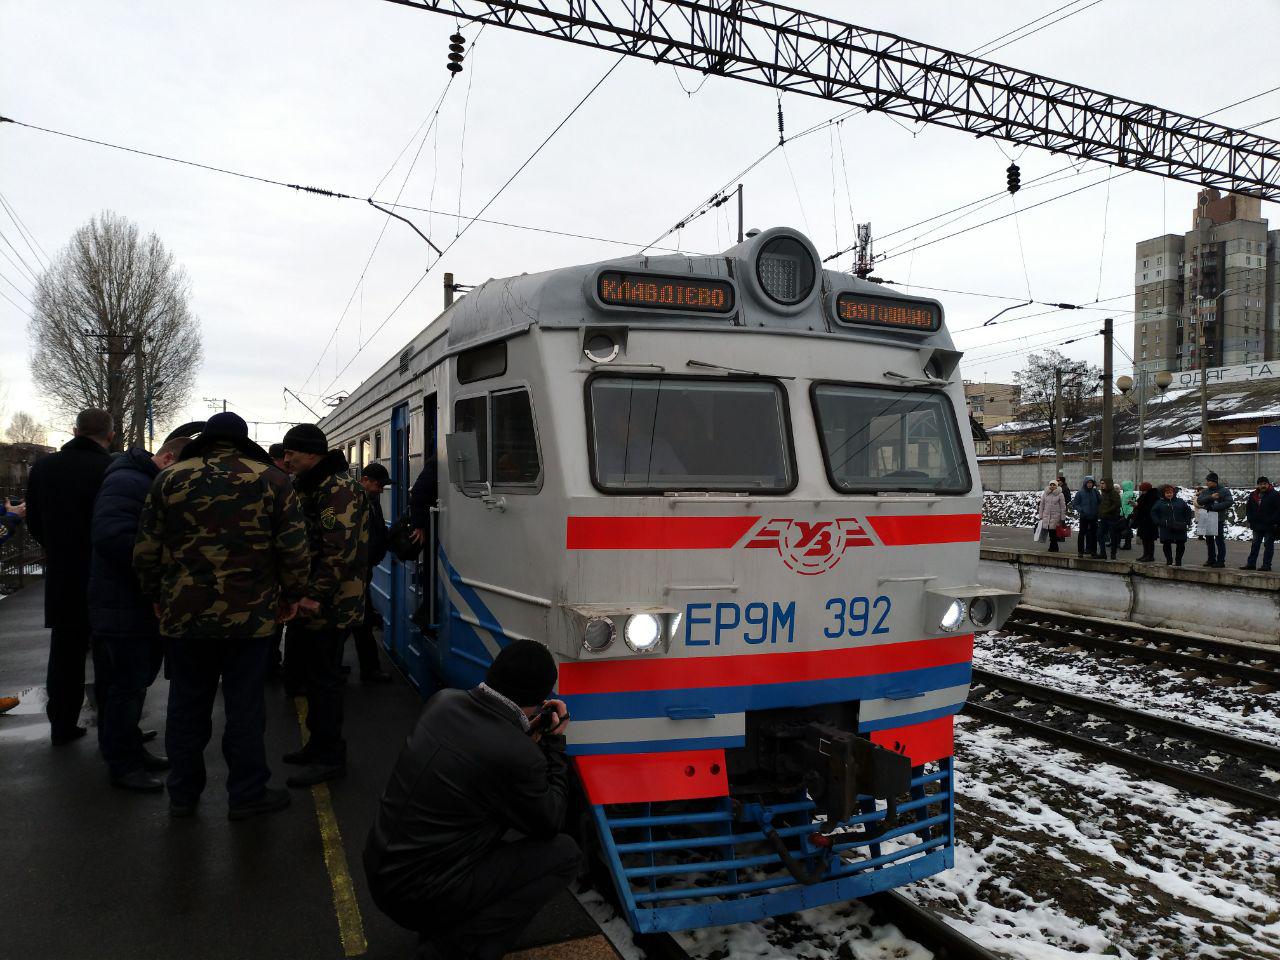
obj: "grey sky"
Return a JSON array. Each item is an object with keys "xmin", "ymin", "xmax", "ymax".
[{"xmin": 2, "ymin": 0, "xmax": 1277, "ymax": 446}]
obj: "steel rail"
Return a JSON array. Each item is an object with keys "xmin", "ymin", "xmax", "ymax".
[
  {"xmin": 1004, "ymin": 608, "xmax": 1280, "ymax": 687},
  {"xmin": 968, "ymin": 670, "xmax": 1280, "ymax": 811},
  {"xmin": 862, "ymin": 891, "xmax": 1001, "ymax": 960}
]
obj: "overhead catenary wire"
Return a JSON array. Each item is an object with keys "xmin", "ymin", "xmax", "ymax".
[
  {"xmin": 0, "ymin": 230, "xmax": 40, "ymax": 286},
  {"xmin": 974, "ymin": 0, "xmax": 1106, "ymax": 59},
  {"xmin": 0, "ymin": 191, "xmax": 50, "ymax": 270}
]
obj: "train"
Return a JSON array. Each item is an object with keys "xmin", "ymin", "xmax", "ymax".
[{"xmin": 320, "ymin": 226, "xmax": 1019, "ymax": 933}]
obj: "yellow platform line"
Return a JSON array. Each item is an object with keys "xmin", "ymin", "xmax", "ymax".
[{"xmin": 294, "ymin": 696, "xmax": 368, "ymax": 957}]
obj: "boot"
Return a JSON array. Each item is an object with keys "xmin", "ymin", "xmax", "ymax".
[
  {"xmin": 110, "ymin": 770, "xmax": 165, "ymax": 793},
  {"xmin": 228, "ymin": 787, "xmax": 292, "ymax": 821}
]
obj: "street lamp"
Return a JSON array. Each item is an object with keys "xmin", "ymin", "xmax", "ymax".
[
  {"xmin": 1117, "ymin": 369, "xmax": 1173, "ymax": 484},
  {"xmin": 1196, "ymin": 287, "xmax": 1234, "ymax": 453}
]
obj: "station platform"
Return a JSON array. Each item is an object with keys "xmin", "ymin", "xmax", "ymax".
[
  {"xmin": 980, "ymin": 525, "xmax": 1280, "ymax": 644},
  {"xmin": 0, "ymin": 582, "xmax": 618, "ymax": 960}
]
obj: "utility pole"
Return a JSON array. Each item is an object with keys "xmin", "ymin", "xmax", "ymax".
[
  {"xmin": 1196, "ymin": 287, "xmax": 1234, "ymax": 454},
  {"xmin": 133, "ymin": 337, "xmax": 147, "ymax": 449},
  {"xmin": 736, "ymin": 184, "xmax": 744, "ymax": 243},
  {"xmin": 443, "ymin": 272, "xmax": 454, "ymax": 309},
  {"xmin": 203, "ymin": 397, "xmax": 228, "ymax": 413},
  {"xmin": 1053, "ymin": 366, "xmax": 1064, "ymax": 479},
  {"xmin": 854, "ymin": 223, "xmax": 874, "ymax": 278},
  {"xmin": 1101, "ymin": 318, "xmax": 1114, "ymax": 479}
]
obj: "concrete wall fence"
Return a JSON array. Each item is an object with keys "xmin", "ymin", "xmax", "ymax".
[{"xmin": 979, "ymin": 452, "xmax": 1280, "ymax": 492}]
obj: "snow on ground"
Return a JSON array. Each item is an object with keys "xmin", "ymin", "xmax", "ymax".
[
  {"xmin": 974, "ymin": 630, "xmax": 1280, "ymax": 749},
  {"xmin": 983, "ymin": 489, "xmax": 1256, "ymax": 541},
  {"xmin": 907, "ymin": 714, "xmax": 1280, "ymax": 960}
]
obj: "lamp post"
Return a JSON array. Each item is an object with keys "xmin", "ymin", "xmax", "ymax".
[
  {"xmin": 1197, "ymin": 287, "xmax": 1234, "ymax": 453},
  {"xmin": 1117, "ymin": 369, "xmax": 1173, "ymax": 484}
]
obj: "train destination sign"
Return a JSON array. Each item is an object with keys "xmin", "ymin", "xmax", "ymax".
[
  {"xmin": 835, "ymin": 292, "xmax": 940, "ymax": 332},
  {"xmin": 597, "ymin": 271, "xmax": 735, "ymax": 314}
]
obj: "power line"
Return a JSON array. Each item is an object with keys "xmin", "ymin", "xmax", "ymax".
[
  {"xmin": 0, "ymin": 230, "xmax": 40, "ymax": 286},
  {"xmin": 0, "ymin": 270, "xmax": 34, "ymax": 305},
  {"xmin": 977, "ymin": 0, "xmax": 1106, "ymax": 59},
  {"xmin": 0, "ymin": 286, "xmax": 29, "ymax": 314},
  {"xmin": 966, "ymin": 0, "xmax": 1092, "ymax": 57},
  {"xmin": 0, "ymin": 191, "xmax": 50, "ymax": 269},
  {"xmin": 317, "ymin": 53, "xmax": 628, "ymax": 397}
]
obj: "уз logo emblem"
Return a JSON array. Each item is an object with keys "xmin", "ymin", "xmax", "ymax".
[{"xmin": 744, "ymin": 518, "xmax": 874, "ymax": 574}]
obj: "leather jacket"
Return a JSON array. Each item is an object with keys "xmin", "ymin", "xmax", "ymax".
[{"xmin": 363, "ymin": 687, "xmax": 570, "ymax": 918}]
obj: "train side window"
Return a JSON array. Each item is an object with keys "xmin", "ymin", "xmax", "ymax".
[
  {"xmin": 491, "ymin": 389, "xmax": 541, "ymax": 487},
  {"xmin": 457, "ymin": 341, "xmax": 507, "ymax": 384},
  {"xmin": 374, "ymin": 430, "xmax": 383, "ymax": 461},
  {"xmin": 360, "ymin": 436, "xmax": 371, "ymax": 468},
  {"xmin": 453, "ymin": 396, "xmax": 489, "ymax": 488}
]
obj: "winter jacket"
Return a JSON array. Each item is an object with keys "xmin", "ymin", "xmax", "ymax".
[
  {"xmin": 363, "ymin": 686, "xmax": 570, "ymax": 922},
  {"xmin": 1151, "ymin": 496, "xmax": 1194, "ymax": 543},
  {"xmin": 1098, "ymin": 486, "xmax": 1122, "ymax": 520},
  {"xmin": 1038, "ymin": 489, "xmax": 1067, "ymax": 527},
  {"xmin": 134, "ymin": 435, "xmax": 310, "ymax": 640},
  {"xmin": 1244, "ymin": 487, "xmax": 1280, "ymax": 534},
  {"xmin": 88, "ymin": 448, "xmax": 162, "ymax": 637},
  {"xmin": 1071, "ymin": 482, "xmax": 1101, "ymax": 519},
  {"xmin": 293, "ymin": 449, "xmax": 370, "ymax": 632},
  {"xmin": 1196, "ymin": 484, "xmax": 1233, "ymax": 515},
  {"xmin": 1120, "ymin": 480, "xmax": 1137, "ymax": 518},
  {"xmin": 25, "ymin": 435, "xmax": 112, "ymax": 629},
  {"xmin": 1134, "ymin": 488, "xmax": 1160, "ymax": 539}
]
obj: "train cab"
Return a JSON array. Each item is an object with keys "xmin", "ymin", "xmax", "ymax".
[{"xmin": 322, "ymin": 227, "xmax": 1018, "ymax": 933}]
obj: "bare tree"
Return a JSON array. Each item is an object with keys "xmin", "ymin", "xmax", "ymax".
[
  {"xmin": 28, "ymin": 211, "xmax": 202, "ymax": 449},
  {"xmin": 1012, "ymin": 349, "xmax": 1102, "ymax": 449},
  {"xmin": 5, "ymin": 411, "xmax": 47, "ymax": 445}
]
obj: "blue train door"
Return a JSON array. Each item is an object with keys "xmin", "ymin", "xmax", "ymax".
[
  {"xmin": 388, "ymin": 403, "xmax": 411, "ymax": 667},
  {"xmin": 415, "ymin": 392, "xmax": 441, "ymax": 684}
]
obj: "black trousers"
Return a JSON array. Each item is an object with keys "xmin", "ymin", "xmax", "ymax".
[
  {"xmin": 406, "ymin": 835, "xmax": 582, "ymax": 960},
  {"xmin": 348, "ymin": 588, "xmax": 384, "ymax": 677},
  {"xmin": 281, "ymin": 625, "xmax": 305, "ymax": 691},
  {"xmin": 1076, "ymin": 518, "xmax": 1098, "ymax": 556},
  {"xmin": 1138, "ymin": 535, "xmax": 1155, "ymax": 559},
  {"xmin": 296, "ymin": 626, "xmax": 346, "ymax": 764},
  {"xmin": 92, "ymin": 634, "xmax": 163, "ymax": 777},
  {"xmin": 1162, "ymin": 540, "xmax": 1186, "ymax": 565},
  {"xmin": 164, "ymin": 636, "xmax": 270, "ymax": 807},
  {"xmin": 47, "ymin": 625, "xmax": 91, "ymax": 737}
]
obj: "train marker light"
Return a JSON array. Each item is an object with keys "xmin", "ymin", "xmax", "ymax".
[
  {"xmin": 938, "ymin": 599, "xmax": 967, "ymax": 632},
  {"xmin": 583, "ymin": 333, "xmax": 620, "ymax": 363},
  {"xmin": 624, "ymin": 613, "xmax": 663, "ymax": 653},
  {"xmin": 969, "ymin": 596, "xmax": 995, "ymax": 628},
  {"xmin": 582, "ymin": 617, "xmax": 616, "ymax": 653}
]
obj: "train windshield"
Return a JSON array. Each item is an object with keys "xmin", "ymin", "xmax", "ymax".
[
  {"xmin": 812, "ymin": 384, "xmax": 969, "ymax": 494},
  {"xmin": 589, "ymin": 377, "xmax": 793, "ymax": 492}
]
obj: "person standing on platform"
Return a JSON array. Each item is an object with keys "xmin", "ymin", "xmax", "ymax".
[
  {"xmin": 280, "ymin": 424, "xmax": 369, "ymax": 788},
  {"xmin": 1119, "ymin": 480, "xmax": 1137, "ymax": 550},
  {"xmin": 1134, "ymin": 482, "xmax": 1160, "ymax": 562},
  {"xmin": 1241, "ymin": 476, "xmax": 1279, "ymax": 571},
  {"xmin": 1197, "ymin": 472, "xmax": 1233, "ymax": 568},
  {"xmin": 1152, "ymin": 483, "xmax": 1193, "ymax": 567},
  {"xmin": 364, "ymin": 639, "xmax": 580, "ymax": 960},
  {"xmin": 265, "ymin": 442, "xmax": 299, "ymax": 689},
  {"xmin": 87, "ymin": 436, "xmax": 188, "ymax": 792},
  {"xmin": 1071, "ymin": 476, "xmax": 1101, "ymax": 558},
  {"xmin": 350, "ymin": 463, "xmax": 393, "ymax": 683},
  {"xmin": 1097, "ymin": 478, "xmax": 1123, "ymax": 560},
  {"xmin": 24, "ymin": 409, "xmax": 114, "ymax": 746},
  {"xmin": 1037, "ymin": 481, "xmax": 1066, "ymax": 553},
  {"xmin": 134, "ymin": 412, "xmax": 310, "ymax": 819},
  {"xmin": 1056, "ymin": 474, "xmax": 1072, "ymax": 507}
]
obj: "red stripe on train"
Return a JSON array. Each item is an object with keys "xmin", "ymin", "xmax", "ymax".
[
  {"xmin": 559, "ymin": 635, "xmax": 974, "ymax": 695},
  {"xmin": 574, "ymin": 750, "xmax": 729, "ymax": 804},
  {"xmin": 870, "ymin": 715, "xmax": 954, "ymax": 766},
  {"xmin": 866, "ymin": 513, "xmax": 981, "ymax": 545},
  {"xmin": 565, "ymin": 515, "xmax": 760, "ymax": 550}
]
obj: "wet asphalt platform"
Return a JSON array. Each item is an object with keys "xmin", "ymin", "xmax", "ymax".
[{"xmin": 0, "ymin": 581, "xmax": 614, "ymax": 960}]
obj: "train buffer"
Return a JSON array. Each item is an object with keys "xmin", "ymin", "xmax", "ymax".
[{"xmin": 0, "ymin": 580, "xmax": 620, "ymax": 960}]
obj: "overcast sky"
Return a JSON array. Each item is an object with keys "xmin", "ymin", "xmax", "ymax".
[{"xmin": 2, "ymin": 0, "xmax": 1277, "ymax": 447}]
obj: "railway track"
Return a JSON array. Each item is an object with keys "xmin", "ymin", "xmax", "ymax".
[
  {"xmin": 1003, "ymin": 607, "xmax": 1280, "ymax": 688},
  {"xmin": 968, "ymin": 668, "xmax": 1280, "ymax": 811},
  {"xmin": 630, "ymin": 891, "xmax": 999, "ymax": 960}
]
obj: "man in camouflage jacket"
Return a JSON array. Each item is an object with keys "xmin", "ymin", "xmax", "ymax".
[
  {"xmin": 134, "ymin": 412, "xmax": 310, "ymax": 820},
  {"xmin": 280, "ymin": 423, "xmax": 370, "ymax": 788}
]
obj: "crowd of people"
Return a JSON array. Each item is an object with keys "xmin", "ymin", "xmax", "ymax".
[
  {"xmin": 15, "ymin": 407, "xmax": 577, "ymax": 959},
  {"xmin": 1037, "ymin": 470, "xmax": 1278, "ymax": 570}
]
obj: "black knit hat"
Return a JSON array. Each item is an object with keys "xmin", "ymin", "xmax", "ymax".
[
  {"xmin": 1205, "ymin": 471, "xmax": 1219, "ymax": 482},
  {"xmin": 485, "ymin": 639, "xmax": 557, "ymax": 708},
  {"xmin": 205, "ymin": 411, "xmax": 249, "ymax": 439},
  {"xmin": 282, "ymin": 423, "xmax": 328, "ymax": 455},
  {"xmin": 268, "ymin": 443, "xmax": 285, "ymax": 460}
]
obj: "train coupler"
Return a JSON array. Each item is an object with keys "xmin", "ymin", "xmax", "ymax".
[{"xmin": 801, "ymin": 723, "xmax": 913, "ymax": 830}]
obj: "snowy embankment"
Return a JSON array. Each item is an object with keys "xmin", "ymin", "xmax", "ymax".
[{"xmin": 983, "ymin": 489, "xmax": 1255, "ymax": 541}]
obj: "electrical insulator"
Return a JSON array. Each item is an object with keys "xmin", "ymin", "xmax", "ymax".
[
  {"xmin": 1006, "ymin": 162, "xmax": 1021, "ymax": 195},
  {"xmin": 447, "ymin": 32, "xmax": 465, "ymax": 74}
]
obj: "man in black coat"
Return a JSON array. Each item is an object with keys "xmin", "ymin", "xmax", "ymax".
[
  {"xmin": 349, "ymin": 463, "xmax": 392, "ymax": 683},
  {"xmin": 364, "ymin": 640, "xmax": 580, "ymax": 960},
  {"xmin": 25, "ymin": 409, "xmax": 115, "ymax": 745},
  {"xmin": 1241, "ymin": 476, "xmax": 1279, "ymax": 571},
  {"xmin": 87, "ymin": 436, "xmax": 188, "ymax": 791}
]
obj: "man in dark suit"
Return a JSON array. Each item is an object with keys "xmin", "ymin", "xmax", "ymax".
[{"xmin": 25, "ymin": 409, "xmax": 115, "ymax": 745}]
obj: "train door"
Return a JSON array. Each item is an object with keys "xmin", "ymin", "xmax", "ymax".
[
  {"xmin": 388, "ymin": 403, "xmax": 411, "ymax": 669},
  {"xmin": 417, "ymin": 392, "xmax": 443, "ymax": 678}
]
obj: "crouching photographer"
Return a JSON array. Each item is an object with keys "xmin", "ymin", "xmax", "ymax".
[{"xmin": 364, "ymin": 639, "xmax": 582, "ymax": 960}]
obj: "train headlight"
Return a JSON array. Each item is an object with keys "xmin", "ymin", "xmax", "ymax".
[
  {"xmin": 756, "ymin": 235, "xmax": 816, "ymax": 305},
  {"xmin": 938, "ymin": 599, "xmax": 967, "ymax": 632},
  {"xmin": 582, "ymin": 617, "xmax": 616, "ymax": 653},
  {"xmin": 583, "ymin": 333, "xmax": 620, "ymax": 364},
  {"xmin": 623, "ymin": 613, "xmax": 662, "ymax": 653},
  {"xmin": 969, "ymin": 596, "xmax": 995, "ymax": 628}
]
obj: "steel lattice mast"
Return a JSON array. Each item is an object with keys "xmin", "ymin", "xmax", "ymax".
[{"xmin": 381, "ymin": 0, "xmax": 1280, "ymax": 199}]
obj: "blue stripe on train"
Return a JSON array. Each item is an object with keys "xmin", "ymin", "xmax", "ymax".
[
  {"xmin": 857, "ymin": 702, "xmax": 966, "ymax": 732},
  {"xmin": 567, "ymin": 735, "xmax": 746, "ymax": 757},
  {"xmin": 561, "ymin": 662, "xmax": 973, "ymax": 722}
]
